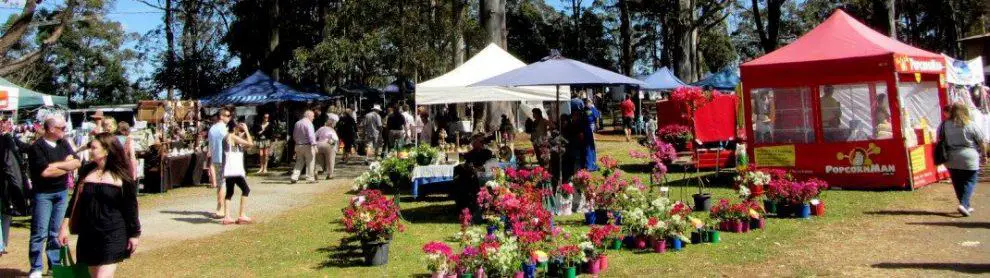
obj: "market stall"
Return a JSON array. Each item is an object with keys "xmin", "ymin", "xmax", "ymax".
[
  {"xmin": 0, "ymin": 76, "xmax": 68, "ymax": 120},
  {"xmin": 655, "ymin": 89, "xmax": 737, "ymax": 169},
  {"xmin": 690, "ymin": 67, "xmax": 740, "ymax": 91},
  {"xmin": 741, "ymin": 10, "xmax": 948, "ymax": 189}
]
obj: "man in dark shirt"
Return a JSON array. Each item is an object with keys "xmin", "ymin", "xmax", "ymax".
[
  {"xmin": 385, "ymin": 106, "xmax": 406, "ymax": 151},
  {"xmin": 453, "ymin": 134, "xmax": 493, "ymax": 218},
  {"xmin": 26, "ymin": 117, "xmax": 81, "ymax": 277},
  {"xmin": 337, "ymin": 108, "xmax": 358, "ymax": 163}
]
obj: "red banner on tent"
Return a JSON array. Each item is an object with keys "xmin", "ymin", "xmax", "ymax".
[
  {"xmin": 893, "ymin": 55, "xmax": 946, "ymax": 74},
  {"xmin": 753, "ymin": 139, "xmax": 911, "ymax": 189}
]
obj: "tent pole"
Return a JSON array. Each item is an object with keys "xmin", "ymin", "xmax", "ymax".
[{"xmin": 556, "ymin": 85, "xmax": 561, "ymax": 187}]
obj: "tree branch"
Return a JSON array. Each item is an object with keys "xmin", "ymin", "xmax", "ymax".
[
  {"xmin": 0, "ymin": 0, "xmax": 40, "ymax": 57},
  {"xmin": 0, "ymin": 0, "xmax": 79, "ymax": 75},
  {"xmin": 0, "ymin": 49, "xmax": 43, "ymax": 76}
]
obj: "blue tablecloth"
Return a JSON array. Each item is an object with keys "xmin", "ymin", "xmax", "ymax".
[{"xmin": 411, "ymin": 165, "xmax": 456, "ymax": 198}]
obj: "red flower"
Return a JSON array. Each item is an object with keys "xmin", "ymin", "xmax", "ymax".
[{"xmin": 423, "ymin": 241, "xmax": 453, "ymax": 257}]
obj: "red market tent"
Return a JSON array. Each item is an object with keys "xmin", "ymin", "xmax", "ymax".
[
  {"xmin": 656, "ymin": 93, "xmax": 738, "ymax": 169},
  {"xmin": 741, "ymin": 9, "xmax": 948, "ymax": 189}
]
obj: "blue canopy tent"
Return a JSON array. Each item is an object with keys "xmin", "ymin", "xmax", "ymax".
[
  {"xmin": 640, "ymin": 67, "xmax": 689, "ymax": 91},
  {"xmin": 200, "ymin": 71, "xmax": 329, "ymax": 106},
  {"xmin": 690, "ymin": 67, "xmax": 740, "ymax": 91}
]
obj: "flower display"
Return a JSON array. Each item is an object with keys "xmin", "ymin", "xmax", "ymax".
[
  {"xmin": 599, "ymin": 155, "xmax": 619, "ymax": 175},
  {"xmin": 551, "ymin": 245, "xmax": 587, "ymax": 267},
  {"xmin": 423, "ymin": 241, "xmax": 454, "ymax": 273},
  {"xmin": 340, "ymin": 190, "xmax": 404, "ymax": 242},
  {"xmin": 560, "ymin": 183, "xmax": 575, "ymax": 196},
  {"xmin": 657, "ymin": 124, "xmax": 693, "ymax": 146},
  {"xmin": 767, "ymin": 175, "xmax": 829, "ymax": 205},
  {"xmin": 587, "ymin": 224, "xmax": 622, "ymax": 248}
]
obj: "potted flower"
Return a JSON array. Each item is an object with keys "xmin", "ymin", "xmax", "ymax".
[
  {"xmin": 551, "ymin": 245, "xmax": 586, "ymax": 278},
  {"xmin": 644, "ymin": 217, "xmax": 669, "ymax": 253},
  {"xmin": 340, "ymin": 190, "xmax": 405, "ymax": 266},
  {"xmin": 792, "ymin": 178, "xmax": 829, "ymax": 219},
  {"xmin": 557, "ymin": 183, "xmax": 575, "ymax": 216},
  {"xmin": 657, "ymin": 124, "xmax": 694, "ymax": 151},
  {"xmin": 745, "ymin": 200, "xmax": 767, "ymax": 230},
  {"xmin": 423, "ymin": 241, "xmax": 454, "ymax": 277},
  {"xmin": 456, "ymin": 246, "xmax": 482, "ymax": 278}
]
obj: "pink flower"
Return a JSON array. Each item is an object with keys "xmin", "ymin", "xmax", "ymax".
[
  {"xmin": 423, "ymin": 241, "xmax": 453, "ymax": 257},
  {"xmin": 561, "ymin": 183, "xmax": 575, "ymax": 195}
]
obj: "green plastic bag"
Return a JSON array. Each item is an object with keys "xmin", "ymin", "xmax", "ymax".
[{"xmin": 52, "ymin": 246, "xmax": 90, "ymax": 278}]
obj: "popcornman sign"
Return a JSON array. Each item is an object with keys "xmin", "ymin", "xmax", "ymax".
[
  {"xmin": 894, "ymin": 55, "xmax": 946, "ymax": 74},
  {"xmin": 825, "ymin": 144, "xmax": 896, "ymax": 175}
]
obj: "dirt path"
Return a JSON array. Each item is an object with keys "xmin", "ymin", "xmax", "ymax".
[
  {"xmin": 0, "ymin": 161, "xmax": 366, "ymax": 274},
  {"xmin": 721, "ymin": 176, "xmax": 990, "ymax": 277}
]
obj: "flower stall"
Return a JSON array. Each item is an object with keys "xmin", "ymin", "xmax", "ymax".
[
  {"xmin": 741, "ymin": 10, "xmax": 948, "ymax": 189},
  {"xmin": 654, "ymin": 86, "xmax": 739, "ymax": 169}
]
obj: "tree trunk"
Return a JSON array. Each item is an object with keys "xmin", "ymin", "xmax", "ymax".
[
  {"xmin": 0, "ymin": 0, "xmax": 78, "ymax": 76},
  {"xmin": 452, "ymin": 0, "xmax": 466, "ymax": 66},
  {"xmin": 0, "ymin": 0, "xmax": 39, "ymax": 58},
  {"xmin": 674, "ymin": 0, "xmax": 694, "ymax": 82},
  {"xmin": 619, "ymin": 0, "xmax": 633, "ymax": 75},
  {"xmin": 888, "ymin": 0, "xmax": 896, "ymax": 38},
  {"xmin": 480, "ymin": 0, "xmax": 506, "ymax": 48},
  {"xmin": 165, "ymin": 0, "xmax": 176, "ymax": 99},
  {"xmin": 752, "ymin": 0, "xmax": 784, "ymax": 53},
  {"xmin": 268, "ymin": 0, "xmax": 281, "ymax": 80}
]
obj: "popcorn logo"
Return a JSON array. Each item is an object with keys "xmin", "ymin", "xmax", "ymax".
[{"xmin": 826, "ymin": 143, "xmax": 895, "ymax": 175}]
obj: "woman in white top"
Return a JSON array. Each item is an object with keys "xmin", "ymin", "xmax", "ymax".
[
  {"xmin": 223, "ymin": 123, "xmax": 254, "ymax": 225},
  {"xmin": 316, "ymin": 118, "xmax": 339, "ymax": 180}
]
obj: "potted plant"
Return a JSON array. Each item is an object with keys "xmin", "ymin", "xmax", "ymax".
[
  {"xmin": 424, "ymin": 241, "xmax": 454, "ymax": 277},
  {"xmin": 340, "ymin": 190, "xmax": 404, "ymax": 266},
  {"xmin": 657, "ymin": 124, "xmax": 694, "ymax": 151},
  {"xmin": 791, "ymin": 178, "xmax": 828, "ymax": 219},
  {"xmin": 551, "ymin": 245, "xmax": 586, "ymax": 278},
  {"xmin": 411, "ymin": 145, "xmax": 441, "ymax": 166},
  {"xmin": 644, "ymin": 217, "xmax": 669, "ymax": 253},
  {"xmin": 456, "ymin": 246, "xmax": 481, "ymax": 278},
  {"xmin": 557, "ymin": 183, "xmax": 575, "ymax": 216}
]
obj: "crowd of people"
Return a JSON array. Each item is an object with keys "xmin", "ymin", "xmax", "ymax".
[{"xmin": 0, "ymin": 114, "xmax": 142, "ymax": 278}]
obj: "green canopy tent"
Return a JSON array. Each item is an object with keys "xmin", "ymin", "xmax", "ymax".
[{"xmin": 0, "ymin": 77, "xmax": 68, "ymax": 110}]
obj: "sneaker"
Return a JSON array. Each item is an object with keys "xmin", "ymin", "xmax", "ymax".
[
  {"xmin": 968, "ymin": 207, "xmax": 975, "ymax": 213},
  {"xmin": 959, "ymin": 205, "xmax": 972, "ymax": 217},
  {"xmin": 28, "ymin": 270, "xmax": 41, "ymax": 278}
]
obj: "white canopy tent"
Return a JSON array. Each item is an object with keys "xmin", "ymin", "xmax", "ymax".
[{"xmin": 417, "ymin": 43, "xmax": 569, "ymax": 131}]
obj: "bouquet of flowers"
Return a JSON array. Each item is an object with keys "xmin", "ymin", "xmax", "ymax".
[
  {"xmin": 735, "ymin": 168, "xmax": 772, "ymax": 198},
  {"xmin": 480, "ymin": 233, "xmax": 523, "ymax": 276},
  {"xmin": 340, "ymin": 190, "xmax": 404, "ymax": 242},
  {"xmin": 455, "ymin": 246, "xmax": 482, "ymax": 274},
  {"xmin": 586, "ymin": 224, "xmax": 622, "ymax": 249},
  {"xmin": 423, "ymin": 241, "xmax": 454, "ymax": 274}
]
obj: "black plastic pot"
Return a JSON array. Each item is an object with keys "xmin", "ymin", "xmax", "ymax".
[
  {"xmin": 360, "ymin": 240, "xmax": 391, "ymax": 266},
  {"xmin": 692, "ymin": 193, "xmax": 713, "ymax": 212}
]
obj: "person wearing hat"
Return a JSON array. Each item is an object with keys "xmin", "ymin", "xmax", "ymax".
[
  {"xmin": 361, "ymin": 105, "xmax": 384, "ymax": 163},
  {"xmin": 89, "ymin": 111, "xmax": 106, "ymax": 135}
]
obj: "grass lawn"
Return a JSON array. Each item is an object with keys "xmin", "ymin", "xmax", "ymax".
[{"xmin": 116, "ymin": 139, "xmax": 920, "ymax": 277}]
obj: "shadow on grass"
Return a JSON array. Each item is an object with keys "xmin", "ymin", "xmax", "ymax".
[
  {"xmin": 401, "ymin": 203, "xmax": 459, "ymax": 223},
  {"xmin": 871, "ymin": 263, "xmax": 990, "ymax": 274},
  {"xmin": 554, "ymin": 218, "xmax": 587, "ymax": 227},
  {"xmin": 906, "ymin": 222, "xmax": 990, "ymax": 229},
  {"xmin": 863, "ymin": 210, "xmax": 961, "ymax": 218},
  {"xmin": 618, "ymin": 163, "xmax": 652, "ymax": 174},
  {"xmin": 0, "ymin": 268, "xmax": 28, "ymax": 277},
  {"xmin": 316, "ymin": 237, "xmax": 367, "ymax": 269},
  {"xmin": 400, "ymin": 195, "xmax": 452, "ymax": 203}
]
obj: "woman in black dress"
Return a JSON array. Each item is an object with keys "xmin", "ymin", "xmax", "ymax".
[
  {"xmin": 58, "ymin": 133, "xmax": 141, "ymax": 277},
  {"xmin": 253, "ymin": 113, "xmax": 275, "ymax": 174}
]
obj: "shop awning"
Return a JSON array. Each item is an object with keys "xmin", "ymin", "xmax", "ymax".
[
  {"xmin": 690, "ymin": 67, "xmax": 740, "ymax": 91},
  {"xmin": 639, "ymin": 67, "xmax": 690, "ymax": 91},
  {"xmin": 0, "ymin": 77, "xmax": 68, "ymax": 110}
]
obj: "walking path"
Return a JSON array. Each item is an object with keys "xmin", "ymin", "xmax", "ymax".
[{"xmin": 0, "ymin": 161, "xmax": 367, "ymax": 274}]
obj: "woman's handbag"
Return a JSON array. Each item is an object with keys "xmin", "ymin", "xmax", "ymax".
[
  {"xmin": 223, "ymin": 144, "xmax": 246, "ymax": 178},
  {"xmin": 52, "ymin": 246, "xmax": 90, "ymax": 278},
  {"xmin": 934, "ymin": 122, "xmax": 949, "ymax": 165}
]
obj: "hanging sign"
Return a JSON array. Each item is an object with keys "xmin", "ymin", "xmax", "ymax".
[{"xmin": 894, "ymin": 55, "xmax": 946, "ymax": 74}]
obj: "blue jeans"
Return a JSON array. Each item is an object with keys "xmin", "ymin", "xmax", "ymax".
[
  {"xmin": 948, "ymin": 169, "xmax": 978, "ymax": 209},
  {"xmin": 29, "ymin": 190, "xmax": 68, "ymax": 272}
]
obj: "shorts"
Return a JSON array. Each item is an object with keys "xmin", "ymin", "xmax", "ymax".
[{"xmin": 622, "ymin": 117, "xmax": 634, "ymax": 129}]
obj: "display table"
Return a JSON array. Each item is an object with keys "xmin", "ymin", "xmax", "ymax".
[
  {"xmin": 410, "ymin": 164, "xmax": 456, "ymax": 199},
  {"xmin": 160, "ymin": 151, "xmax": 206, "ymax": 192}
]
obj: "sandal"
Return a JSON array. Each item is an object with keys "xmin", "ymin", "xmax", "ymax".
[
  {"xmin": 236, "ymin": 216, "xmax": 254, "ymax": 224},
  {"xmin": 221, "ymin": 218, "xmax": 236, "ymax": 225}
]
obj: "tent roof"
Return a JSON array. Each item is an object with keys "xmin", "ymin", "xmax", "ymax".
[
  {"xmin": 0, "ymin": 77, "xmax": 68, "ymax": 109},
  {"xmin": 416, "ymin": 43, "xmax": 567, "ymax": 105},
  {"xmin": 420, "ymin": 44, "xmax": 527, "ymax": 88},
  {"xmin": 201, "ymin": 71, "xmax": 328, "ymax": 106},
  {"xmin": 741, "ymin": 10, "xmax": 943, "ymax": 86},
  {"xmin": 744, "ymin": 9, "xmax": 941, "ymax": 67},
  {"xmin": 640, "ymin": 67, "xmax": 689, "ymax": 90},
  {"xmin": 690, "ymin": 67, "xmax": 740, "ymax": 91},
  {"xmin": 472, "ymin": 54, "xmax": 647, "ymax": 87}
]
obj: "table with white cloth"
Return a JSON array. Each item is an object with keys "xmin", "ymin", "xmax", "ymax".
[{"xmin": 410, "ymin": 164, "xmax": 456, "ymax": 199}]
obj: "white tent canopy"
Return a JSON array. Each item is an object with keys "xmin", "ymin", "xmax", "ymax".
[{"xmin": 416, "ymin": 43, "xmax": 568, "ymax": 105}]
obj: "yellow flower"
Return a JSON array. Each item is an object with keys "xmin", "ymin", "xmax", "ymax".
[{"xmin": 749, "ymin": 208, "xmax": 761, "ymax": 219}]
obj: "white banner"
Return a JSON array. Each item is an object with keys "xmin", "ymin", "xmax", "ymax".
[{"xmin": 945, "ymin": 55, "xmax": 986, "ymax": 86}]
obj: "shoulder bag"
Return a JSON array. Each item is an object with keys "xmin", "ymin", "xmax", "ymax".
[
  {"xmin": 223, "ymin": 141, "xmax": 246, "ymax": 178},
  {"xmin": 934, "ymin": 122, "xmax": 949, "ymax": 165}
]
